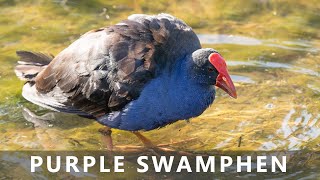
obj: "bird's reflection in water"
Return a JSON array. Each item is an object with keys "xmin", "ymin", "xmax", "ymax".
[{"xmin": 21, "ymin": 107, "xmax": 93, "ymax": 150}]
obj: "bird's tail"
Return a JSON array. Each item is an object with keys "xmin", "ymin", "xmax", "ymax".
[{"xmin": 14, "ymin": 51, "xmax": 54, "ymax": 82}]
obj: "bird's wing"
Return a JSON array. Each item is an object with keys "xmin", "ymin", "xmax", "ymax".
[{"xmin": 33, "ymin": 14, "xmax": 201, "ymax": 117}]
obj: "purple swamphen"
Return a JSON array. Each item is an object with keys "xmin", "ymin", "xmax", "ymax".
[{"xmin": 15, "ymin": 14, "xmax": 237, "ymax": 150}]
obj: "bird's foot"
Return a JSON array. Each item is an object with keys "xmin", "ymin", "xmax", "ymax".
[
  {"xmin": 98, "ymin": 129, "xmax": 196, "ymax": 155},
  {"xmin": 112, "ymin": 132, "xmax": 197, "ymax": 155}
]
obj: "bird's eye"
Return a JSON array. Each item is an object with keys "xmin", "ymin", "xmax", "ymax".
[{"xmin": 207, "ymin": 67, "xmax": 214, "ymax": 72}]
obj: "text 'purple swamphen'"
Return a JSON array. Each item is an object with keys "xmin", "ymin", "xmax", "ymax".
[{"xmin": 15, "ymin": 13, "xmax": 237, "ymax": 151}]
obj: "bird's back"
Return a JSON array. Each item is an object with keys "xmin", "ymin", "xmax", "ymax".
[{"xmin": 17, "ymin": 13, "xmax": 201, "ymax": 118}]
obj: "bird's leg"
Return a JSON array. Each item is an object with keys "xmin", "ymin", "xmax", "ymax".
[
  {"xmin": 99, "ymin": 126, "xmax": 113, "ymax": 150},
  {"xmin": 131, "ymin": 131, "xmax": 163, "ymax": 156},
  {"xmin": 132, "ymin": 131, "xmax": 155, "ymax": 148},
  {"xmin": 130, "ymin": 131, "xmax": 196, "ymax": 155},
  {"xmin": 132, "ymin": 131, "xmax": 197, "ymax": 148}
]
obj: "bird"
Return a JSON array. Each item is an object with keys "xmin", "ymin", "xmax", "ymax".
[{"xmin": 15, "ymin": 13, "xmax": 237, "ymax": 150}]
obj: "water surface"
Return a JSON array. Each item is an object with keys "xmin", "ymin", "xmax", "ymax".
[{"xmin": 0, "ymin": 0, "xmax": 319, "ymax": 179}]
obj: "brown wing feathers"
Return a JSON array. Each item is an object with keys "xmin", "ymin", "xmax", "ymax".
[{"xmin": 23, "ymin": 14, "xmax": 200, "ymax": 118}]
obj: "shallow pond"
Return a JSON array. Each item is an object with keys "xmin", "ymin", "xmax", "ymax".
[{"xmin": 0, "ymin": 0, "xmax": 319, "ymax": 179}]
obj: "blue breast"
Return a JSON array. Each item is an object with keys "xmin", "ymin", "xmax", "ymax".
[{"xmin": 97, "ymin": 61, "xmax": 216, "ymax": 131}]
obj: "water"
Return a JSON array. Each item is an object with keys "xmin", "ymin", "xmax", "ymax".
[{"xmin": 0, "ymin": 0, "xmax": 319, "ymax": 179}]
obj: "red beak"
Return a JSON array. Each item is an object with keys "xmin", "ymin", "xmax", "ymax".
[{"xmin": 209, "ymin": 53, "xmax": 237, "ymax": 99}]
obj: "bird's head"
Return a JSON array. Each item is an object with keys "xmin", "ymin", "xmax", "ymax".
[{"xmin": 187, "ymin": 48, "xmax": 237, "ymax": 98}]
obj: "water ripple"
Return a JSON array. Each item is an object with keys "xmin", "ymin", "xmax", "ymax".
[
  {"xmin": 198, "ymin": 34, "xmax": 319, "ymax": 52},
  {"xmin": 198, "ymin": 34, "xmax": 262, "ymax": 46},
  {"xmin": 259, "ymin": 108, "xmax": 320, "ymax": 150},
  {"xmin": 230, "ymin": 75, "xmax": 255, "ymax": 84},
  {"xmin": 227, "ymin": 60, "xmax": 319, "ymax": 77}
]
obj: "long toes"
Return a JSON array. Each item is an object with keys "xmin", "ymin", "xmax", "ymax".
[
  {"xmin": 116, "ymin": 144, "xmax": 191, "ymax": 155},
  {"xmin": 157, "ymin": 137, "xmax": 197, "ymax": 147}
]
